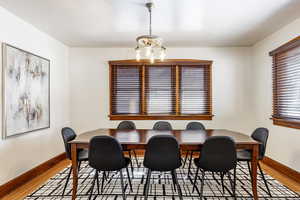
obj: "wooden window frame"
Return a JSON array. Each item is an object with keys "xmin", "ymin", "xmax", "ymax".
[
  {"xmin": 109, "ymin": 59, "xmax": 213, "ymax": 120},
  {"xmin": 269, "ymin": 36, "xmax": 300, "ymax": 129}
]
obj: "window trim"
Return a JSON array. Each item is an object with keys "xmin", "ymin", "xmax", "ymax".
[
  {"xmin": 272, "ymin": 117, "xmax": 300, "ymax": 130},
  {"xmin": 109, "ymin": 59, "xmax": 213, "ymax": 120},
  {"xmin": 270, "ymin": 36, "xmax": 300, "ymax": 129}
]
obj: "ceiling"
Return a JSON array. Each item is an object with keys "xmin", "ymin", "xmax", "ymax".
[{"xmin": 0, "ymin": 0, "xmax": 300, "ymax": 47}]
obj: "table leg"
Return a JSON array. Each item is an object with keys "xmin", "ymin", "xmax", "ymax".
[
  {"xmin": 251, "ymin": 144, "xmax": 259, "ymax": 200},
  {"xmin": 71, "ymin": 143, "xmax": 78, "ymax": 200}
]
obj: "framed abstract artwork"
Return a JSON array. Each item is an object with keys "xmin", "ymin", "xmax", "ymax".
[{"xmin": 2, "ymin": 43, "xmax": 50, "ymax": 139}]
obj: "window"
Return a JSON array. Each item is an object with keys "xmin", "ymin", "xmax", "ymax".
[
  {"xmin": 181, "ymin": 66, "xmax": 210, "ymax": 114},
  {"xmin": 146, "ymin": 66, "xmax": 174, "ymax": 114},
  {"xmin": 270, "ymin": 36, "xmax": 300, "ymax": 129},
  {"xmin": 111, "ymin": 66, "xmax": 140, "ymax": 114},
  {"xmin": 109, "ymin": 59, "xmax": 213, "ymax": 120}
]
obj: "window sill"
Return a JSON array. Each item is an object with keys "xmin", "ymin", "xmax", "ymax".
[
  {"xmin": 109, "ymin": 114, "xmax": 214, "ymax": 120},
  {"xmin": 272, "ymin": 117, "xmax": 300, "ymax": 129}
]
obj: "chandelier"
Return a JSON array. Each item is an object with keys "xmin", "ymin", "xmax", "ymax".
[{"xmin": 135, "ymin": 2, "xmax": 166, "ymax": 63}]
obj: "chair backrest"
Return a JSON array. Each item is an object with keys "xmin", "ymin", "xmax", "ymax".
[
  {"xmin": 89, "ymin": 136, "xmax": 126, "ymax": 171},
  {"xmin": 144, "ymin": 135, "xmax": 181, "ymax": 171},
  {"xmin": 153, "ymin": 121, "xmax": 172, "ymax": 131},
  {"xmin": 117, "ymin": 121, "xmax": 136, "ymax": 130},
  {"xmin": 251, "ymin": 128, "xmax": 269, "ymax": 159},
  {"xmin": 186, "ymin": 122, "xmax": 205, "ymax": 130},
  {"xmin": 198, "ymin": 136, "xmax": 237, "ymax": 172},
  {"xmin": 61, "ymin": 127, "xmax": 77, "ymax": 160}
]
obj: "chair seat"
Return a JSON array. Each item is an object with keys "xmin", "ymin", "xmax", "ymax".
[
  {"xmin": 124, "ymin": 157, "xmax": 131, "ymax": 167},
  {"xmin": 193, "ymin": 157, "xmax": 235, "ymax": 172},
  {"xmin": 193, "ymin": 158, "xmax": 212, "ymax": 171},
  {"xmin": 99, "ymin": 157, "xmax": 131, "ymax": 171},
  {"xmin": 237, "ymin": 150, "xmax": 263, "ymax": 161},
  {"xmin": 78, "ymin": 149, "xmax": 89, "ymax": 161},
  {"xmin": 193, "ymin": 158, "xmax": 210, "ymax": 171}
]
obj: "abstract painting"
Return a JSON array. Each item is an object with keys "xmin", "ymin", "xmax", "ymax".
[{"xmin": 2, "ymin": 44, "xmax": 50, "ymax": 138}]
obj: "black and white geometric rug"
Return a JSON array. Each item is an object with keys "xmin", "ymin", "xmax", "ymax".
[{"xmin": 25, "ymin": 159, "xmax": 300, "ymax": 199}]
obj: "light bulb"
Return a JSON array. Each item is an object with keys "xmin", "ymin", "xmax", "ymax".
[
  {"xmin": 136, "ymin": 53, "xmax": 141, "ymax": 61},
  {"xmin": 150, "ymin": 53, "xmax": 154, "ymax": 64},
  {"xmin": 135, "ymin": 48, "xmax": 141, "ymax": 61},
  {"xmin": 160, "ymin": 50, "xmax": 166, "ymax": 61},
  {"xmin": 145, "ymin": 46, "xmax": 151, "ymax": 57}
]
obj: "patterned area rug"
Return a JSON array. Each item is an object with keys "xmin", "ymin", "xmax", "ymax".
[{"xmin": 25, "ymin": 159, "xmax": 299, "ymax": 199}]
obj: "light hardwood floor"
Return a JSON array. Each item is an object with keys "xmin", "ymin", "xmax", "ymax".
[
  {"xmin": 2, "ymin": 160, "xmax": 300, "ymax": 200},
  {"xmin": 260, "ymin": 162, "xmax": 300, "ymax": 193},
  {"xmin": 1, "ymin": 160, "xmax": 70, "ymax": 200}
]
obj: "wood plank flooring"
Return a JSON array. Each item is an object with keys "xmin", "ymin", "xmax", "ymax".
[
  {"xmin": 260, "ymin": 162, "xmax": 300, "ymax": 193},
  {"xmin": 1, "ymin": 159, "xmax": 299, "ymax": 200},
  {"xmin": 1, "ymin": 160, "xmax": 70, "ymax": 200}
]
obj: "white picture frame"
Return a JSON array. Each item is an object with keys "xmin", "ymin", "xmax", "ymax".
[{"xmin": 2, "ymin": 43, "xmax": 50, "ymax": 139}]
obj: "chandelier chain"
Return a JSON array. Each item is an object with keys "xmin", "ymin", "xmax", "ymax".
[
  {"xmin": 135, "ymin": 2, "xmax": 166, "ymax": 63},
  {"xmin": 149, "ymin": 4, "xmax": 152, "ymax": 36}
]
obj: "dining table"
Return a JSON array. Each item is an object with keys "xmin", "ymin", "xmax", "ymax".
[{"xmin": 69, "ymin": 128, "xmax": 260, "ymax": 200}]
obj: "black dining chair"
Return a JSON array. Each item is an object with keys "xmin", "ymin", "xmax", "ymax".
[
  {"xmin": 186, "ymin": 122, "xmax": 206, "ymax": 130},
  {"xmin": 185, "ymin": 122, "xmax": 206, "ymax": 176},
  {"xmin": 237, "ymin": 127, "xmax": 271, "ymax": 196},
  {"xmin": 117, "ymin": 121, "xmax": 139, "ymax": 169},
  {"xmin": 61, "ymin": 127, "xmax": 88, "ymax": 196},
  {"xmin": 143, "ymin": 135, "xmax": 183, "ymax": 200},
  {"xmin": 192, "ymin": 136, "xmax": 237, "ymax": 199},
  {"xmin": 117, "ymin": 121, "xmax": 136, "ymax": 130},
  {"xmin": 88, "ymin": 136, "xmax": 132, "ymax": 200},
  {"xmin": 152, "ymin": 121, "xmax": 172, "ymax": 131}
]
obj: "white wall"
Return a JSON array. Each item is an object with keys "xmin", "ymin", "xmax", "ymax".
[
  {"xmin": 252, "ymin": 18, "xmax": 300, "ymax": 172},
  {"xmin": 69, "ymin": 47, "xmax": 255, "ymax": 135},
  {"xmin": 0, "ymin": 7, "xmax": 70, "ymax": 184}
]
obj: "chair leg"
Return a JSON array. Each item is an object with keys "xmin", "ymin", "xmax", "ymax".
[
  {"xmin": 132, "ymin": 150, "xmax": 139, "ymax": 167},
  {"xmin": 189, "ymin": 151, "xmax": 194, "ymax": 162},
  {"xmin": 183, "ymin": 150, "xmax": 189, "ymax": 167},
  {"xmin": 119, "ymin": 169, "xmax": 126, "ymax": 200},
  {"xmin": 126, "ymin": 167, "xmax": 133, "ymax": 192},
  {"xmin": 227, "ymin": 170, "xmax": 236, "ymax": 197},
  {"xmin": 172, "ymin": 170, "xmax": 183, "ymax": 200},
  {"xmin": 258, "ymin": 162, "xmax": 272, "ymax": 196},
  {"xmin": 233, "ymin": 167, "xmax": 237, "ymax": 198},
  {"xmin": 171, "ymin": 170, "xmax": 177, "ymax": 191},
  {"xmin": 103, "ymin": 171, "xmax": 108, "ymax": 181},
  {"xmin": 62, "ymin": 166, "xmax": 72, "ymax": 196},
  {"xmin": 128, "ymin": 151, "xmax": 134, "ymax": 174},
  {"xmin": 246, "ymin": 161, "xmax": 252, "ymax": 184},
  {"xmin": 96, "ymin": 170, "xmax": 100, "ymax": 194},
  {"xmin": 227, "ymin": 171, "xmax": 233, "ymax": 194},
  {"xmin": 101, "ymin": 171, "xmax": 105, "ymax": 193},
  {"xmin": 192, "ymin": 167, "xmax": 200, "ymax": 193},
  {"xmin": 187, "ymin": 151, "xmax": 194, "ymax": 177},
  {"xmin": 220, "ymin": 172, "xmax": 225, "ymax": 194},
  {"xmin": 199, "ymin": 170, "xmax": 205, "ymax": 200},
  {"xmin": 144, "ymin": 169, "xmax": 152, "ymax": 200},
  {"xmin": 212, "ymin": 172, "xmax": 217, "ymax": 180},
  {"xmin": 88, "ymin": 170, "xmax": 97, "ymax": 200},
  {"xmin": 78, "ymin": 161, "xmax": 82, "ymax": 172},
  {"xmin": 143, "ymin": 169, "xmax": 149, "ymax": 195}
]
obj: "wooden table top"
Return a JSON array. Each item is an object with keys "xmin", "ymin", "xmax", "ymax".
[{"xmin": 70, "ymin": 129, "xmax": 258, "ymax": 146}]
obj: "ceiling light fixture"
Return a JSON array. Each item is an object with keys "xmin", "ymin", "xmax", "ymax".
[{"xmin": 135, "ymin": 2, "xmax": 166, "ymax": 63}]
